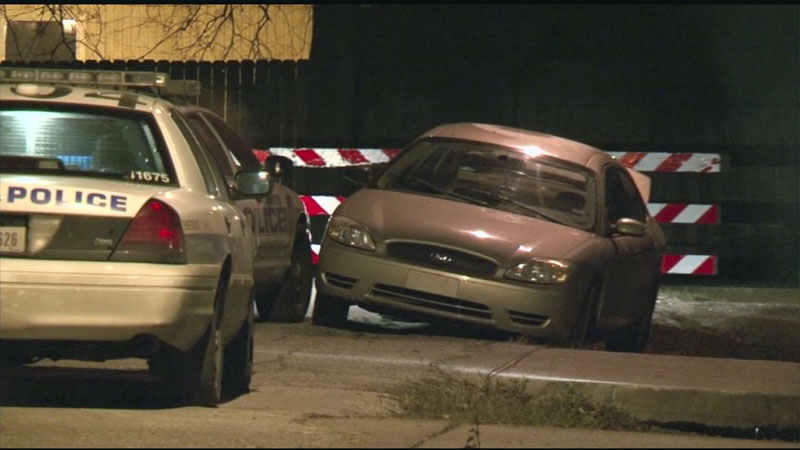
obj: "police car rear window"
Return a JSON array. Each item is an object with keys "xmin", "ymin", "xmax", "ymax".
[{"xmin": 0, "ymin": 104, "xmax": 176, "ymax": 185}]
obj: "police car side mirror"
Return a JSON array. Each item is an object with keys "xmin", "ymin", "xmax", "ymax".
[
  {"xmin": 235, "ymin": 170, "xmax": 272, "ymax": 196},
  {"xmin": 265, "ymin": 155, "xmax": 294, "ymax": 187},
  {"xmin": 344, "ymin": 162, "xmax": 387, "ymax": 188}
]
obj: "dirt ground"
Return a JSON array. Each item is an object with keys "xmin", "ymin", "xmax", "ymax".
[
  {"xmin": 341, "ymin": 283, "xmax": 800, "ymax": 363},
  {"xmin": 647, "ymin": 285, "xmax": 800, "ymax": 362}
]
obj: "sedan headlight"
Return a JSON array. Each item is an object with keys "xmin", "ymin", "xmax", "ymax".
[
  {"xmin": 326, "ymin": 216, "xmax": 376, "ymax": 251},
  {"xmin": 505, "ymin": 258, "xmax": 571, "ymax": 284}
]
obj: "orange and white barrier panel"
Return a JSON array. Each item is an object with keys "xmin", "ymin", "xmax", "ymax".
[
  {"xmin": 661, "ymin": 254, "xmax": 717, "ymax": 275},
  {"xmin": 647, "ymin": 203, "xmax": 719, "ymax": 225},
  {"xmin": 608, "ymin": 152, "xmax": 721, "ymax": 173},
  {"xmin": 253, "ymin": 148, "xmax": 400, "ymax": 167}
]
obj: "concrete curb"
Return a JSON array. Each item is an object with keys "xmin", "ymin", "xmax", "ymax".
[{"xmin": 437, "ymin": 348, "xmax": 800, "ymax": 429}]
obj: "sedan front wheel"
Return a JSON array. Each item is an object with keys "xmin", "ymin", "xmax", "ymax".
[
  {"xmin": 311, "ymin": 293, "xmax": 350, "ymax": 327},
  {"xmin": 563, "ymin": 280, "xmax": 601, "ymax": 349},
  {"xmin": 605, "ymin": 282, "xmax": 658, "ymax": 353}
]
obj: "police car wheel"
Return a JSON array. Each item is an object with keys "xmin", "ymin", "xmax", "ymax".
[
  {"xmin": 188, "ymin": 314, "xmax": 224, "ymax": 406},
  {"xmin": 267, "ymin": 233, "xmax": 313, "ymax": 323},
  {"xmin": 153, "ymin": 271, "xmax": 227, "ymax": 406},
  {"xmin": 254, "ymin": 285, "xmax": 278, "ymax": 322},
  {"xmin": 223, "ymin": 295, "xmax": 254, "ymax": 397}
]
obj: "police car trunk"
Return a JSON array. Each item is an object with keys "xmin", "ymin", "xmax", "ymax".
[{"xmin": 0, "ymin": 69, "xmax": 233, "ymax": 361}]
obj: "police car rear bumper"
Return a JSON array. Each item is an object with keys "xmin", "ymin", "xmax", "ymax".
[{"xmin": 0, "ymin": 258, "xmax": 221, "ymax": 352}]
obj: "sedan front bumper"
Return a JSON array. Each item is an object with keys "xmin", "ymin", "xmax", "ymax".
[{"xmin": 315, "ymin": 243, "xmax": 589, "ymax": 339}]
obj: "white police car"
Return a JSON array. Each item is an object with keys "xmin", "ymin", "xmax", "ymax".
[
  {"xmin": 177, "ymin": 105, "xmax": 313, "ymax": 323},
  {"xmin": 0, "ymin": 67, "xmax": 270, "ymax": 405}
]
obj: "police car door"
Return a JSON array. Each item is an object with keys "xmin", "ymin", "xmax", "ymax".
[{"xmin": 193, "ymin": 111, "xmax": 291, "ymax": 282}]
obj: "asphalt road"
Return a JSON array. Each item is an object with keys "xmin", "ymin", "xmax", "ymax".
[{"xmin": 0, "ymin": 285, "xmax": 798, "ymax": 448}]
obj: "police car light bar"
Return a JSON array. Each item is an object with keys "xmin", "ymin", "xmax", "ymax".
[
  {"xmin": 162, "ymin": 79, "xmax": 201, "ymax": 97},
  {"xmin": 0, "ymin": 67, "xmax": 168, "ymax": 88}
]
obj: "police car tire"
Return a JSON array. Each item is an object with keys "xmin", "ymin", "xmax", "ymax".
[
  {"xmin": 187, "ymin": 316, "xmax": 224, "ymax": 406},
  {"xmin": 152, "ymin": 319, "xmax": 224, "ymax": 406},
  {"xmin": 153, "ymin": 271, "xmax": 227, "ymax": 406},
  {"xmin": 311, "ymin": 293, "xmax": 349, "ymax": 327},
  {"xmin": 223, "ymin": 296, "xmax": 254, "ymax": 397},
  {"xmin": 267, "ymin": 233, "xmax": 313, "ymax": 323},
  {"xmin": 254, "ymin": 285, "xmax": 279, "ymax": 321}
]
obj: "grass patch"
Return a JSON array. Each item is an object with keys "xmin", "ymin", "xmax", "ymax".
[{"xmin": 387, "ymin": 371, "xmax": 649, "ymax": 432}]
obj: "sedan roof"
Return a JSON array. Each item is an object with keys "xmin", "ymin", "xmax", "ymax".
[{"xmin": 419, "ymin": 122, "xmax": 615, "ymax": 169}]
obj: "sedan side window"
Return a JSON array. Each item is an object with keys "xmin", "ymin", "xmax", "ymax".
[{"xmin": 605, "ymin": 166, "xmax": 646, "ymax": 225}]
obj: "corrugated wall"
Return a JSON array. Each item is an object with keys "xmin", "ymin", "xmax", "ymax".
[{"xmin": 1, "ymin": 4, "xmax": 312, "ymax": 62}]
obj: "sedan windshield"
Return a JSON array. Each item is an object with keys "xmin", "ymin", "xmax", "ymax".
[
  {"xmin": 374, "ymin": 139, "xmax": 596, "ymax": 230},
  {"xmin": 0, "ymin": 105, "xmax": 175, "ymax": 185}
]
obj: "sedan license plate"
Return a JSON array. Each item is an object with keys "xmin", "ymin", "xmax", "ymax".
[
  {"xmin": 405, "ymin": 270, "xmax": 459, "ymax": 298},
  {"xmin": 0, "ymin": 226, "xmax": 26, "ymax": 253}
]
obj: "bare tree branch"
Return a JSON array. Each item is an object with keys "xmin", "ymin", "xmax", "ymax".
[
  {"xmin": 137, "ymin": 5, "xmax": 203, "ymax": 60},
  {"xmin": 1, "ymin": 4, "xmax": 311, "ymax": 62}
]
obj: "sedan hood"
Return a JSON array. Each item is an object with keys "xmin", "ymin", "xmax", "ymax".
[{"xmin": 336, "ymin": 189, "xmax": 593, "ymax": 266}]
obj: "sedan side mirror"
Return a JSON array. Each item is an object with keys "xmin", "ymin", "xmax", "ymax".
[
  {"xmin": 235, "ymin": 170, "xmax": 272, "ymax": 196},
  {"xmin": 613, "ymin": 217, "xmax": 646, "ymax": 237}
]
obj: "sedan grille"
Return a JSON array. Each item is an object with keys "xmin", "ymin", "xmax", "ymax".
[
  {"xmin": 370, "ymin": 284, "xmax": 492, "ymax": 319},
  {"xmin": 385, "ymin": 242, "xmax": 497, "ymax": 278}
]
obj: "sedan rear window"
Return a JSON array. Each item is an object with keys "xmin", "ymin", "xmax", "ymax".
[
  {"xmin": 0, "ymin": 105, "xmax": 176, "ymax": 185},
  {"xmin": 375, "ymin": 139, "xmax": 597, "ymax": 230}
]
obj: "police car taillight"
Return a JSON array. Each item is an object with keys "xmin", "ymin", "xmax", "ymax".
[{"xmin": 111, "ymin": 199, "xmax": 186, "ymax": 264}]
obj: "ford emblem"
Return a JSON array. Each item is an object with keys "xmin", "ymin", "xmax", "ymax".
[{"xmin": 430, "ymin": 252, "xmax": 453, "ymax": 264}]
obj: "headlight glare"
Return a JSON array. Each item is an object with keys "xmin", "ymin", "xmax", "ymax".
[
  {"xmin": 327, "ymin": 217, "xmax": 376, "ymax": 251},
  {"xmin": 505, "ymin": 258, "xmax": 571, "ymax": 284}
]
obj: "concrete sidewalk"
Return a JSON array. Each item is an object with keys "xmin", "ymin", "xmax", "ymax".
[
  {"xmin": 251, "ymin": 326, "xmax": 800, "ymax": 443},
  {"xmin": 300, "ymin": 284, "xmax": 800, "ymax": 439},
  {"xmin": 446, "ymin": 347, "xmax": 800, "ymax": 429},
  {"xmin": 304, "ymin": 417, "xmax": 800, "ymax": 448}
]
